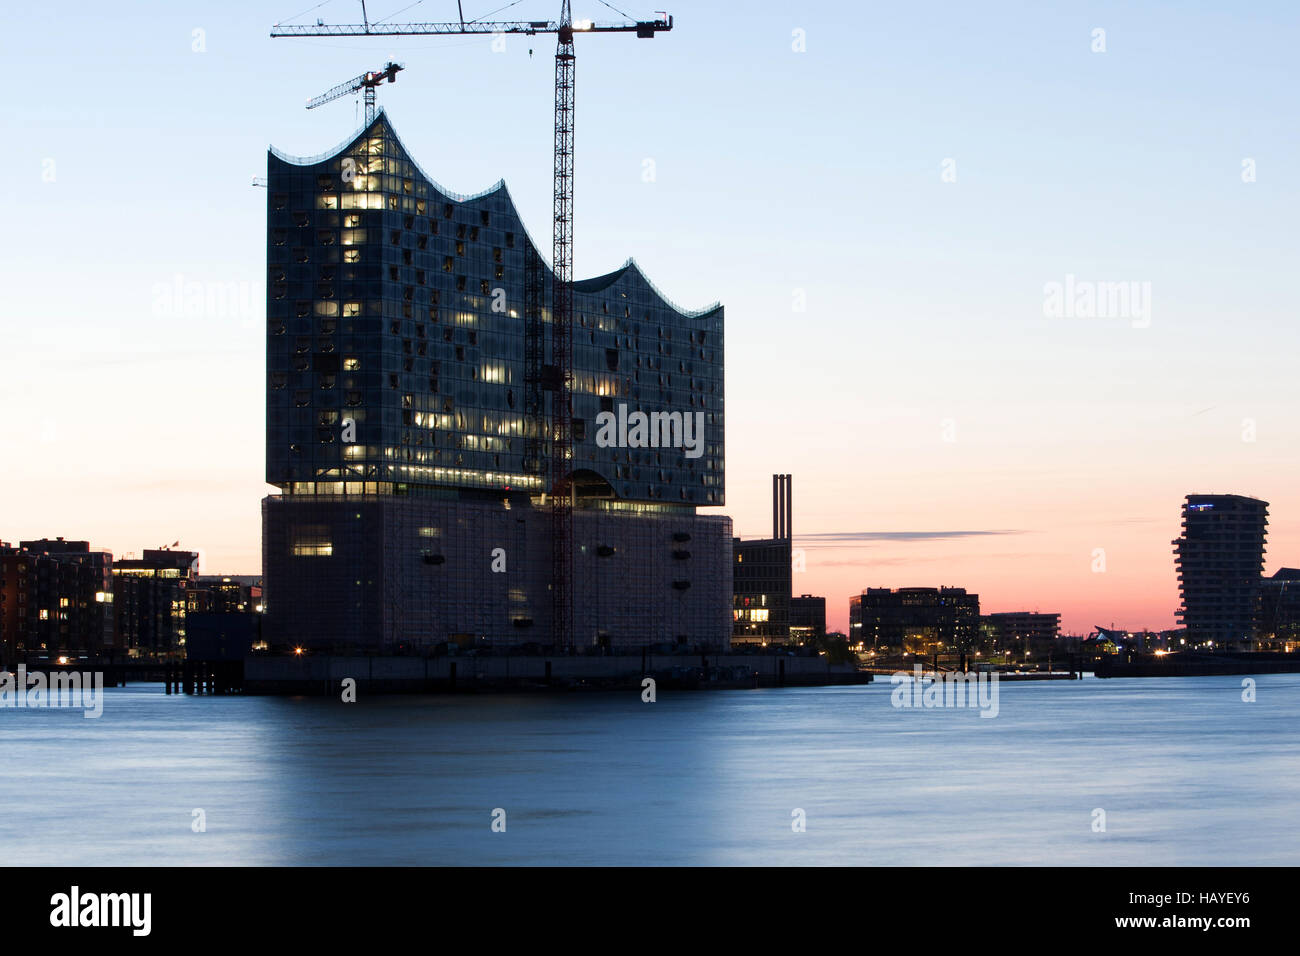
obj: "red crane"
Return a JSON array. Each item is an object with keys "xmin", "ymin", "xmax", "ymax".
[{"xmin": 271, "ymin": 3, "xmax": 673, "ymax": 650}]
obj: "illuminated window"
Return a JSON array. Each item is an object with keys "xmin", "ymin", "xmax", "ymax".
[{"xmin": 292, "ymin": 526, "xmax": 333, "ymax": 557}]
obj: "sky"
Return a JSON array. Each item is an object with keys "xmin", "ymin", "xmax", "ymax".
[{"xmin": 1, "ymin": 1, "xmax": 1297, "ymax": 636}]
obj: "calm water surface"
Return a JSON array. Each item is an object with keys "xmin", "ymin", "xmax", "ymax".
[{"xmin": 3, "ymin": 675, "xmax": 1298, "ymax": 865}]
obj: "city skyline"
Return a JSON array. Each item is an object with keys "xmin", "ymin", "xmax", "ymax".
[{"xmin": 3, "ymin": 0, "xmax": 1298, "ymax": 636}]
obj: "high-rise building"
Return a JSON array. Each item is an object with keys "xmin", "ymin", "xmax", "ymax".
[
  {"xmin": 262, "ymin": 113, "xmax": 730, "ymax": 651},
  {"xmin": 1172, "ymin": 494, "xmax": 1268, "ymax": 647},
  {"xmin": 732, "ymin": 475, "xmax": 793, "ymax": 644},
  {"xmin": 849, "ymin": 586, "xmax": 980, "ymax": 654}
]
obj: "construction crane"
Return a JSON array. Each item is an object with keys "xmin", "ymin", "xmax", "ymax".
[
  {"xmin": 271, "ymin": 3, "xmax": 674, "ymax": 651},
  {"xmin": 306, "ymin": 61, "xmax": 404, "ymax": 124}
]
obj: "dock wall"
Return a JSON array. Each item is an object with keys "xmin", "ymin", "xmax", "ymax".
[{"xmin": 243, "ymin": 653, "xmax": 869, "ymax": 694}]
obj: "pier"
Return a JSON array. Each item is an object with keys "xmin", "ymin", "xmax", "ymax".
[
  {"xmin": 1096, "ymin": 652, "xmax": 1300, "ymax": 678},
  {"xmin": 12, "ymin": 659, "xmax": 246, "ymax": 695},
  {"xmin": 11, "ymin": 652, "xmax": 872, "ymax": 696},
  {"xmin": 241, "ymin": 652, "xmax": 871, "ymax": 695}
]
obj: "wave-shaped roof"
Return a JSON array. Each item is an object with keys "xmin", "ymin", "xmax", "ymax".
[
  {"xmin": 573, "ymin": 260, "xmax": 722, "ymax": 319},
  {"xmin": 269, "ymin": 110, "xmax": 722, "ymax": 319}
]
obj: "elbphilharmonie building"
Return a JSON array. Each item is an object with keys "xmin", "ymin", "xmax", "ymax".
[{"xmin": 262, "ymin": 113, "xmax": 731, "ymax": 650}]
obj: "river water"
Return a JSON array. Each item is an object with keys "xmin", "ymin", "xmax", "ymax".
[{"xmin": 2, "ymin": 674, "xmax": 1297, "ymax": 865}]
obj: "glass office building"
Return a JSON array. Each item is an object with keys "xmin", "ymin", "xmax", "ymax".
[{"xmin": 262, "ymin": 113, "xmax": 730, "ymax": 650}]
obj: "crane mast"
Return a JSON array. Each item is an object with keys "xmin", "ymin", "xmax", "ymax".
[
  {"xmin": 550, "ymin": 1, "xmax": 576, "ymax": 653},
  {"xmin": 272, "ymin": 4, "xmax": 673, "ymax": 651}
]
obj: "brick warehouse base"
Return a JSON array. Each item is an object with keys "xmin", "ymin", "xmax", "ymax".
[{"xmin": 263, "ymin": 495, "xmax": 732, "ymax": 652}]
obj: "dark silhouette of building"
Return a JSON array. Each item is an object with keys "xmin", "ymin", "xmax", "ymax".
[
  {"xmin": 980, "ymin": 611, "xmax": 1061, "ymax": 658},
  {"xmin": 189, "ymin": 575, "xmax": 263, "ymax": 615},
  {"xmin": 790, "ymin": 594, "xmax": 826, "ymax": 642},
  {"xmin": 1257, "ymin": 568, "xmax": 1300, "ymax": 648},
  {"xmin": 0, "ymin": 539, "xmax": 113, "ymax": 664},
  {"xmin": 732, "ymin": 475, "xmax": 793, "ymax": 644},
  {"xmin": 112, "ymin": 549, "xmax": 199, "ymax": 658},
  {"xmin": 263, "ymin": 112, "xmax": 730, "ymax": 651},
  {"xmin": 187, "ymin": 611, "xmax": 261, "ymax": 662},
  {"xmin": 850, "ymin": 586, "xmax": 979, "ymax": 654},
  {"xmin": 1173, "ymin": 494, "xmax": 1268, "ymax": 647},
  {"xmin": 186, "ymin": 578, "xmax": 265, "ymax": 661}
]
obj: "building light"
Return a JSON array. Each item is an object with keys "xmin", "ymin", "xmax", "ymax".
[{"xmin": 292, "ymin": 542, "xmax": 333, "ymax": 557}]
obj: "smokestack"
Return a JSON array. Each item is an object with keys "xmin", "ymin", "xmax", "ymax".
[
  {"xmin": 771, "ymin": 474, "xmax": 793, "ymax": 541},
  {"xmin": 780, "ymin": 476, "xmax": 790, "ymax": 541},
  {"xmin": 773, "ymin": 474, "xmax": 779, "ymax": 539}
]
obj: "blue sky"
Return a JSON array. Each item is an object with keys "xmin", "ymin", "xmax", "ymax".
[{"xmin": 2, "ymin": 1, "xmax": 1297, "ymax": 632}]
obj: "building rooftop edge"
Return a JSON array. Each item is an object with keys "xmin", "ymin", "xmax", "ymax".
[{"xmin": 268, "ymin": 110, "xmax": 723, "ymax": 320}]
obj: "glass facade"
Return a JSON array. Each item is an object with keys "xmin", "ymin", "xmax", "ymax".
[{"xmin": 266, "ymin": 112, "xmax": 724, "ymax": 506}]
